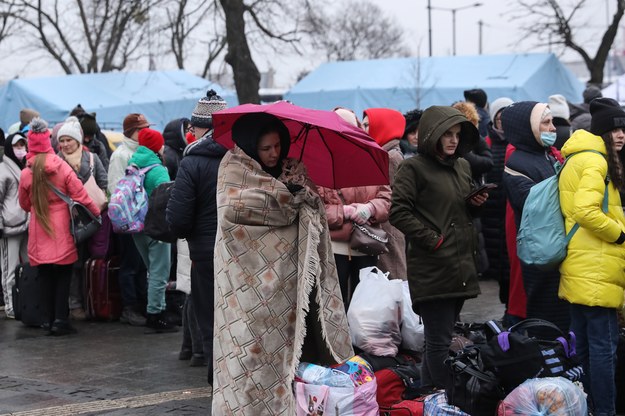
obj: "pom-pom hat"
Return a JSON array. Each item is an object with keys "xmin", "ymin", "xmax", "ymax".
[{"xmin": 190, "ymin": 89, "xmax": 227, "ymax": 128}]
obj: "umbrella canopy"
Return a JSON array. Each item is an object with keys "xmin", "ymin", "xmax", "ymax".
[{"xmin": 212, "ymin": 101, "xmax": 389, "ymax": 189}]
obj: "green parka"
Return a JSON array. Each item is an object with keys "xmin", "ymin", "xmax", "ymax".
[{"xmin": 390, "ymin": 106, "xmax": 481, "ymax": 311}]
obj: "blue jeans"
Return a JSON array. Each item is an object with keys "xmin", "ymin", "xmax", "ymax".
[
  {"xmin": 132, "ymin": 233, "xmax": 171, "ymax": 314},
  {"xmin": 570, "ymin": 303, "xmax": 619, "ymax": 416}
]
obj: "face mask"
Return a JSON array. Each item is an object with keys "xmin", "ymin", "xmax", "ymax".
[
  {"xmin": 13, "ymin": 149, "xmax": 27, "ymax": 159},
  {"xmin": 540, "ymin": 131, "xmax": 557, "ymax": 147}
]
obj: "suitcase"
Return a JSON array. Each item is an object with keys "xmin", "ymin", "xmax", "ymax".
[
  {"xmin": 14, "ymin": 263, "xmax": 47, "ymax": 327},
  {"xmin": 84, "ymin": 257, "xmax": 122, "ymax": 320},
  {"xmin": 379, "ymin": 397, "xmax": 425, "ymax": 416}
]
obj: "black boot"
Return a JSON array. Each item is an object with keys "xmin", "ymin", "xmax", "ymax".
[
  {"xmin": 51, "ymin": 319, "xmax": 77, "ymax": 336},
  {"xmin": 145, "ymin": 312, "xmax": 179, "ymax": 334}
]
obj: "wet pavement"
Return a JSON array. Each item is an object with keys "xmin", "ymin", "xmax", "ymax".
[{"xmin": 0, "ymin": 279, "xmax": 505, "ymax": 415}]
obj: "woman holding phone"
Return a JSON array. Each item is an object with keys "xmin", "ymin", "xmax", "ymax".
[{"xmin": 390, "ymin": 105, "xmax": 486, "ymax": 393}]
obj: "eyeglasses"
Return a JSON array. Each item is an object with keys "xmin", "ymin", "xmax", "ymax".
[{"xmin": 186, "ymin": 125, "xmax": 195, "ymax": 133}]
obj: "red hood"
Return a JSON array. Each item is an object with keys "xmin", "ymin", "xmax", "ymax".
[{"xmin": 363, "ymin": 108, "xmax": 406, "ymax": 147}]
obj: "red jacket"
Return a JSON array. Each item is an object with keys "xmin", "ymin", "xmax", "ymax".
[{"xmin": 19, "ymin": 153, "xmax": 100, "ymax": 266}]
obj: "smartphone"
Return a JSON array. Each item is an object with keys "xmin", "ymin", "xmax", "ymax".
[{"xmin": 465, "ymin": 183, "xmax": 497, "ymax": 201}]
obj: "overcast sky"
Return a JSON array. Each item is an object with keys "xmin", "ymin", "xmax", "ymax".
[{"xmin": 0, "ymin": 0, "xmax": 617, "ymax": 88}]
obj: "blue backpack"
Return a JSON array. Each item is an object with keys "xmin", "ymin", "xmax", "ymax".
[
  {"xmin": 108, "ymin": 163, "xmax": 160, "ymax": 233},
  {"xmin": 513, "ymin": 150, "xmax": 608, "ymax": 270}
]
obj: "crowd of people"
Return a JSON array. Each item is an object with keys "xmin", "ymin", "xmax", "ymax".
[{"xmin": 0, "ymin": 84, "xmax": 623, "ymax": 415}]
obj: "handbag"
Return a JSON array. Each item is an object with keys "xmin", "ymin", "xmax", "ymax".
[
  {"xmin": 83, "ymin": 152, "xmax": 107, "ymax": 210},
  {"xmin": 350, "ymin": 222, "xmax": 389, "ymax": 256},
  {"xmin": 49, "ymin": 183, "xmax": 102, "ymax": 245},
  {"xmin": 336, "ymin": 191, "xmax": 389, "ymax": 256}
]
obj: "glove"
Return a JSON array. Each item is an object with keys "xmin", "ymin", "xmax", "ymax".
[
  {"xmin": 343, "ymin": 204, "xmax": 356, "ymax": 220},
  {"xmin": 352, "ymin": 203, "xmax": 373, "ymax": 225}
]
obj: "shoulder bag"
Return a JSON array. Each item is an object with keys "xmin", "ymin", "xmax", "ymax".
[
  {"xmin": 83, "ymin": 152, "xmax": 107, "ymax": 211},
  {"xmin": 49, "ymin": 182, "xmax": 102, "ymax": 245}
]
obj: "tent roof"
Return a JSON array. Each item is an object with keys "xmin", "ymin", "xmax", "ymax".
[
  {"xmin": 0, "ymin": 70, "xmax": 237, "ymax": 131},
  {"xmin": 285, "ymin": 53, "xmax": 584, "ymax": 115}
]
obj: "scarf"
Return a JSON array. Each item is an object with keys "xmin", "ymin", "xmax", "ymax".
[
  {"xmin": 62, "ymin": 147, "xmax": 83, "ymax": 172},
  {"xmin": 212, "ymin": 147, "xmax": 353, "ymax": 415}
]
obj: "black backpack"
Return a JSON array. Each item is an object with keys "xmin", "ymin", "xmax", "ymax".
[
  {"xmin": 144, "ymin": 181, "xmax": 177, "ymax": 243},
  {"xmin": 480, "ymin": 318, "xmax": 583, "ymax": 393}
]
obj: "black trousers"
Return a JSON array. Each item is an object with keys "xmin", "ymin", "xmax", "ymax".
[
  {"xmin": 190, "ymin": 257, "xmax": 214, "ymax": 382},
  {"xmin": 39, "ymin": 263, "xmax": 73, "ymax": 324}
]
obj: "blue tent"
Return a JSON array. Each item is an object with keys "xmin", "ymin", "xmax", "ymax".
[
  {"xmin": 284, "ymin": 53, "xmax": 584, "ymax": 116},
  {"xmin": 0, "ymin": 70, "xmax": 238, "ymax": 131}
]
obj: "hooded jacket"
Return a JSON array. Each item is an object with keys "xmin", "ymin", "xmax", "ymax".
[
  {"xmin": 163, "ymin": 118, "xmax": 189, "ymax": 180},
  {"xmin": 390, "ymin": 106, "xmax": 480, "ymax": 308},
  {"xmin": 363, "ymin": 108, "xmax": 407, "ymax": 278},
  {"xmin": 501, "ymin": 101, "xmax": 570, "ymax": 331},
  {"xmin": 166, "ymin": 132, "xmax": 227, "ymax": 260},
  {"xmin": 558, "ymin": 129, "xmax": 625, "ymax": 308},
  {"xmin": 502, "ymin": 101, "xmax": 559, "ymax": 226}
]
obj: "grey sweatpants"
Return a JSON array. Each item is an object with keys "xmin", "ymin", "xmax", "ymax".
[{"xmin": 1, "ymin": 233, "xmax": 28, "ymax": 315}]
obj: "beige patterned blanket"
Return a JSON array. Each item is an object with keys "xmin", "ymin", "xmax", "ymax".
[{"xmin": 212, "ymin": 147, "xmax": 353, "ymax": 415}]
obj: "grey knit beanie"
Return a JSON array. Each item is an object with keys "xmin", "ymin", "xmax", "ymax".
[{"xmin": 190, "ymin": 89, "xmax": 227, "ymax": 129}]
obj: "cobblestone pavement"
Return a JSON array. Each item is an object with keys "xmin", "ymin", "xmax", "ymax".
[{"xmin": 0, "ymin": 279, "xmax": 505, "ymax": 415}]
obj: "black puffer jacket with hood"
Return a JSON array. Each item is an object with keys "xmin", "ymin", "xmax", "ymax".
[
  {"xmin": 501, "ymin": 100, "xmax": 570, "ymax": 332},
  {"xmin": 390, "ymin": 106, "xmax": 481, "ymax": 311},
  {"xmin": 163, "ymin": 118, "xmax": 190, "ymax": 180}
]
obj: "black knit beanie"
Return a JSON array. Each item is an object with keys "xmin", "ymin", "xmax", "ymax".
[
  {"xmin": 463, "ymin": 89, "xmax": 488, "ymax": 109},
  {"xmin": 589, "ymin": 97, "xmax": 625, "ymax": 136}
]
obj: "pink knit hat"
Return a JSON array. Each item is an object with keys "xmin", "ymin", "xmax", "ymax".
[{"xmin": 26, "ymin": 117, "xmax": 54, "ymax": 157}]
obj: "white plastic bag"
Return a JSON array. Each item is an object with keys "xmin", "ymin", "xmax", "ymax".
[
  {"xmin": 498, "ymin": 377, "xmax": 587, "ymax": 416},
  {"xmin": 400, "ymin": 280, "xmax": 425, "ymax": 352},
  {"xmin": 347, "ymin": 267, "xmax": 403, "ymax": 356}
]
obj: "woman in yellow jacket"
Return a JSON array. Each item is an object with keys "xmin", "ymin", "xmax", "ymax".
[{"xmin": 559, "ymin": 97, "xmax": 625, "ymax": 416}]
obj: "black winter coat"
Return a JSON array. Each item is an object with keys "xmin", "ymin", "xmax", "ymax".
[
  {"xmin": 163, "ymin": 118, "xmax": 189, "ymax": 180},
  {"xmin": 482, "ymin": 124, "xmax": 510, "ymax": 293},
  {"xmin": 166, "ymin": 133, "xmax": 227, "ymax": 260},
  {"xmin": 501, "ymin": 101, "xmax": 570, "ymax": 332}
]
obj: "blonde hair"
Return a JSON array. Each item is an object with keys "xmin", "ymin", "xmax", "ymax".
[
  {"xmin": 31, "ymin": 154, "xmax": 54, "ymax": 236},
  {"xmin": 452, "ymin": 101, "xmax": 480, "ymax": 128}
]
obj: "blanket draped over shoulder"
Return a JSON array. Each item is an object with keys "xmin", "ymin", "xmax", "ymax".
[{"xmin": 212, "ymin": 147, "xmax": 353, "ymax": 415}]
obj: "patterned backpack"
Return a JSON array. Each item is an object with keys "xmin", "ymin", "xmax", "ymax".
[{"xmin": 108, "ymin": 164, "xmax": 160, "ymax": 233}]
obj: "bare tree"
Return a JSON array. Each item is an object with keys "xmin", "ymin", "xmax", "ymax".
[
  {"xmin": 514, "ymin": 0, "xmax": 625, "ymax": 85},
  {"xmin": 218, "ymin": 0, "xmax": 309, "ymax": 104},
  {"xmin": 163, "ymin": 0, "xmax": 226, "ymax": 77},
  {"xmin": 2, "ymin": 0, "xmax": 163, "ymax": 73},
  {"xmin": 305, "ymin": 0, "xmax": 409, "ymax": 61},
  {"xmin": 0, "ymin": 0, "xmax": 18, "ymax": 45}
]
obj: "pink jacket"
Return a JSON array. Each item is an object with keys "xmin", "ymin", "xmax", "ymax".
[
  {"xmin": 19, "ymin": 153, "xmax": 100, "ymax": 266},
  {"xmin": 318, "ymin": 185, "xmax": 391, "ymax": 241}
]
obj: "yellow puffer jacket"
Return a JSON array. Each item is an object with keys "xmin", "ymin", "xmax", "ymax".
[{"xmin": 559, "ymin": 129, "xmax": 625, "ymax": 308}]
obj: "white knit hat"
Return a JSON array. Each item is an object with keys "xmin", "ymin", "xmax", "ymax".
[
  {"xmin": 57, "ymin": 116, "xmax": 83, "ymax": 144},
  {"xmin": 548, "ymin": 94, "xmax": 570, "ymax": 120},
  {"xmin": 489, "ymin": 97, "xmax": 514, "ymax": 121}
]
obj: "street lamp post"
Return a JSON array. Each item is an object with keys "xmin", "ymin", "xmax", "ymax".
[{"xmin": 428, "ymin": 2, "xmax": 483, "ymax": 56}]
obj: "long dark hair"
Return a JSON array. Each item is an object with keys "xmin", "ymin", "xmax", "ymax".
[{"xmin": 602, "ymin": 131, "xmax": 625, "ymax": 192}]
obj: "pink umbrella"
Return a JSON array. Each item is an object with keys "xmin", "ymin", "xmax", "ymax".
[{"xmin": 212, "ymin": 101, "xmax": 389, "ymax": 189}]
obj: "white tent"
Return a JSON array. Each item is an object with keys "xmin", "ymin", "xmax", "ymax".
[
  {"xmin": 285, "ymin": 53, "xmax": 584, "ymax": 115},
  {"xmin": 0, "ymin": 70, "xmax": 238, "ymax": 131}
]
